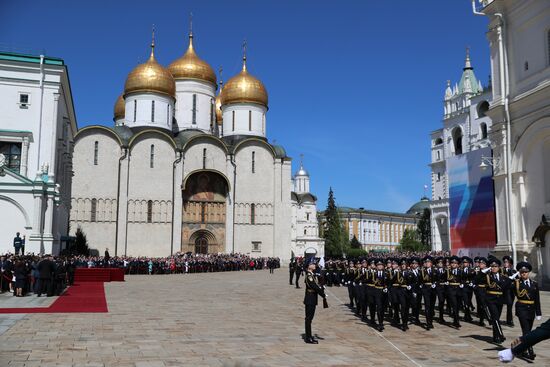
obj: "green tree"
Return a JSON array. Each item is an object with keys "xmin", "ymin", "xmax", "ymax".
[
  {"xmin": 417, "ymin": 208, "xmax": 432, "ymax": 249},
  {"xmin": 399, "ymin": 228, "xmax": 424, "ymax": 252},
  {"xmin": 350, "ymin": 235, "xmax": 361, "ymax": 249},
  {"xmin": 73, "ymin": 226, "xmax": 90, "ymax": 256},
  {"xmin": 323, "ymin": 187, "xmax": 347, "ymax": 257}
]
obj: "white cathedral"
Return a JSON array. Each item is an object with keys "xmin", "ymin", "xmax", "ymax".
[{"xmin": 69, "ymin": 31, "xmax": 324, "ymax": 260}]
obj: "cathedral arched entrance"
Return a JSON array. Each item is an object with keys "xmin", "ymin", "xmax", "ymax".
[{"xmin": 181, "ymin": 170, "xmax": 229, "ymax": 254}]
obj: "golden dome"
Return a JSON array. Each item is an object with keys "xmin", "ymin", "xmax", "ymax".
[
  {"xmin": 220, "ymin": 57, "xmax": 268, "ymax": 108},
  {"xmin": 168, "ymin": 34, "xmax": 217, "ymax": 85},
  {"xmin": 124, "ymin": 41, "xmax": 175, "ymax": 98},
  {"xmin": 113, "ymin": 94, "xmax": 125, "ymax": 121}
]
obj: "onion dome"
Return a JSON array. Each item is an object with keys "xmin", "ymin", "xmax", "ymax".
[
  {"xmin": 168, "ymin": 33, "xmax": 217, "ymax": 85},
  {"xmin": 124, "ymin": 37, "xmax": 175, "ymax": 98},
  {"xmin": 295, "ymin": 165, "xmax": 309, "ymax": 177},
  {"xmin": 113, "ymin": 94, "xmax": 125, "ymax": 121},
  {"xmin": 220, "ymin": 54, "xmax": 268, "ymax": 108}
]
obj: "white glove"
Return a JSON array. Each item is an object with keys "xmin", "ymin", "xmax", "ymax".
[
  {"xmin": 536, "ymin": 316, "xmax": 542, "ymax": 321},
  {"xmin": 510, "ymin": 272, "xmax": 520, "ymax": 280},
  {"xmin": 469, "ymin": 283, "xmax": 475, "ymax": 288},
  {"xmin": 482, "ymin": 268, "xmax": 490, "ymax": 274},
  {"xmin": 406, "ymin": 285, "xmax": 412, "ymax": 290},
  {"xmin": 444, "ymin": 282, "xmax": 449, "ymax": 286},
  {"xmin": 412, "ymin": 292, "xmax": 417, "ymax": 298},
  {"xmin": 498, "ymin": 349, "xmax": 514, "ymax": 363},
  {"xmin": 431, "ymin": 284, "xmax": 436, "ymax": 289},
  {"xmin": 383, "ymin": 288, "xmax": 388, "ymax": 293},
  {"xmin": 459, "ymin": 284, "xmax": 464, "ymax": 288}
]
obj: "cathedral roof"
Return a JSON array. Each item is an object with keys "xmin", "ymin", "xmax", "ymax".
[
  {"xmin": 406, "ymin": 196, "xmax": 431, "ymax": 216},
  {"xmin": 220, "ymin": 53, "xmax": 268, "ymax": 108},
  {"xmin": 291, "ymin": 192, "xmax": 317, "ymax": 204},
  {"xmin": 457, "ymin": 49, "xmax": 482, "ymax": 95}
]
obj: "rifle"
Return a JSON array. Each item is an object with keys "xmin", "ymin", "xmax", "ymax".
[{"xmin": 323, "ymin": 297, "xmax": 329, "ymax": 309}]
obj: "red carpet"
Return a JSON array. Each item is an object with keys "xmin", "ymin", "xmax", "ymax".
[{"xmin": 0, "ymin": 282, "xmax": 108, "ymax": 314}]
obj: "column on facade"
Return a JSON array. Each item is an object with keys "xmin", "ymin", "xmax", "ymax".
[
  {"xmin": 516, "ymin": 173, "xmax": 528, "ymax": 244},
  {"xmin": 43, "ymin": 195, "xmax": 54, "ymax": 239},
  {"xmin": 21, "ymin": 137, "xmax": 30, "ymax": 177}
]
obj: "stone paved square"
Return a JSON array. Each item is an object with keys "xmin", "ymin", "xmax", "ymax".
[{"xmin": 0, "ymin": 270, "xmax": 549, "ymax": 366}]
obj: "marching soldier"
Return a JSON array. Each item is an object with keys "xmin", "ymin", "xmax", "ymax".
[
  {"xmin": 461, "ymin": 256, "xmax": 475, "ymax": 322},
  {"xmin": 370, "ymin": 259, "xmax": 388, "ymax": 331},
  {"xmin": 512, "ymin": 261, "xmax": 541, "ymax": 360},
  {"xmin": 445, "ymin": 256, "xmax": 463, "ymax": 328},
  {"xmin": 434, "ymin": 256, "xmax": 447, "ymax": 324},
  {"xmin": 345, "ymin": 260, "xmax": 357, "ymax": 308},
  {"xmin": 304, "ymin": 258, "xmax": 327, "ymax": 344},
  {"xmin": 420, "ymin": 256, "xmax": 437, "ymax": 329},
  {"xmin": 355, "ymin": 259, "xmax": 369, "ymax": 319},
  {"xmin": 502, "ymin": 255, "xmax": 516, "ymax": 327},
  {"xmin": 474, "ymin": 257, "xmax": 490, "ymax": 326},
  {"xmin": 289, "ymin": 258, "xmax": 296, "ymax": 286},
  {"xmin": 407, "ymin": 257, "xmax": 422, "ymax": 325},
  {"xmin": 395, "ymin": 258, "xmax": 410, "ymax": 331},
  {"xmin": 484, "ymin": 257, "xmax": 510, "ymax": 344}
]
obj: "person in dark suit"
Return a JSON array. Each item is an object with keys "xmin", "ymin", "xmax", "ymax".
[
  {"xmin": 104, "ymin": 248, "xmax": 111, "ymax": 268},
  {"xmin": 303, "ymin": 258, "xmax": 326, "ymax": 344},
  {"xmin": 295, "ymin": 258, "xmax": 303, "ymax": 289},
  {"xmin": 14, "ymin": 260, "xmax": 27, "ymax": 297},
  {"xmin": 289, "ymin": 259, "xmax": 295, "ymax": 285},
  {"xmin": 445, "ymin": 256, "xmax": 463, "ymax": 328},
  {"xmin": 420, "ymin": 256, "xmax": 437, "ymax": 329},
  {"xmin": 483, "ymin": 257, "xmax": 510, "ymax": 344},
  {"xmin": 37, "ymin": 255, "xmax": 56, "ymax": 297}
]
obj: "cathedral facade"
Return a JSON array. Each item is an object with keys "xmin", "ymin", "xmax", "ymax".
[{"xmin": 70, "ymin": 31, "xmax": 323, "ymax": 261}]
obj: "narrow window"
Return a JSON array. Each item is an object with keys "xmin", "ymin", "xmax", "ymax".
[
  {"xmin": 167, "ymin": 104, "xmax": 170, "ymax": 124},
  {"xmin": 150, "ymin": 145, "xmax": 155, "ymax": 168},
  {"xmin": 248, "ymin": 110, "xmax": 252, "ymax": 131},
  {"xmin": 436, "ymin": 151, "xmax": 440, "ymax": 160},
  {"xmin": 91, "ymin": 199, "xmax": 97, "ymax": 222},
  {"xmin": 437, "ymin": 172, "xmax": 441, "ymax": 182},
  {"xmin": 133, "ymin": 100, "xmax": 137, "ymax": 122},
  {"xmin": 192, "ymin": 94, "xmax": 197, "ymax": 124},
  {"xmin": 252, "ymin": 151, "xmax": 255, "ymax": 173},
  {"xmin": 480, "ymin": 123, "xmax": 488, "ymax": 140},
  {"xmin": 548, "ymin": 30, "xmax": 550, "ymax": 65},
  {"xmin": 203, "ymin": 148, "xmax": 207, "ymax": 169},
  {"xmin": 232, "ymin": 111, "xmax": 235, "ymax": 131},
  {"xmin": 210, "ymin": 99, "xmax": 214, "ymax": 130},
  {"xmin": 151, "ymin": 100, "xmax": 155, "ymax": 122},
  {"xmin": 94, "ymin": 141, "xmax": 99, "ymax": 165},
  {"xmin": 200, "ymin": 202, "xmax": 206, "ymax": 223},
  {"xmin": 524, "ymin": 61, "xmax": 529, "ymax": 71},
  {"xmin": 262, "ymin": 114, "xmax": 265, "ymax": 135},
  {"xmin": 19, "ymin": 94, "xmax": 29, "ymax": 104},
  {"xmin": 250, "ymin": 204, "xmax": 256, "ymax": 225},
  {"xmin": 306, "ymin": 213, "xmax": 310, "ymax": 221},
  {"xmin": 147, "ymin": 200, "xmax": 153, "ymax": 223},
  {"xmin": 304, "ymin": 229, "xmax": 307, "ymax": 235}
]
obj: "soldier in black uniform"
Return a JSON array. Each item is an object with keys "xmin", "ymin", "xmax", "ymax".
[
  {"xmin": 394, "ymin": 258, "xmax": 410, "ymax": 331},
  {"xmin": 474, "ymin": 257, "xmax": 490, "ymax": 326},
  {"xmin": 370, "ymin": 259, "xmax": 388, "ymax": 331},
  {"xmin": 420, "ymin": 256, "xmax": 437, "ymax": 329},
  {"xmin": 445, "ymin": 256, "xmax": 463, "ymax": 328},
  {"xmin": 461, "ymin": 256, "xmax": 475, "ymax": 323},
  {"xmin": 303, "ymin": 258, "xmax": 327, "ymax": 344},
  {"xmin": 483, "ymin": 257, "xmax": 510, "ymax": 343},
  {"xmin": 407, "ymin": 257, "xmax": 421, "ymax": 325},
  {"xmin": 355, "ymin": 259, "xmax": 369, "ymax": 320},
  {"xmin": 434, "ymin": 256, "xmax": 447, "ymax": 324},
  {"xmin": 502, "ymin": 255, "xmax": 516, "ymax": 327},
  {"xmin": 512, "ymin": 261, "xmax": 541, "ymax": 360},
  {"xmin": 345, "ymin": 260, "xmax": 357, "ymax": 308},
  {"xmin": 289, "ymin": 259, "xmax": 295, "ymax": 285}
]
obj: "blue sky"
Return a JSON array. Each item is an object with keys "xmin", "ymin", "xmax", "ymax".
[{"xmin": 0, "ymin": 1, "xmax": 490, "ymax": 213}]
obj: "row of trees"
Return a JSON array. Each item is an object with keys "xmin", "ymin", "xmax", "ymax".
[{"xmin": 322, "ymin": 188, "xmax": 432, "ymax": 257}]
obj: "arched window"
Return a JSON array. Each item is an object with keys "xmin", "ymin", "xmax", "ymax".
[
  {"xmin": 192, "ymin": 94, "xmax": 197, "ymax": 124},
  {"xmin": 480, "ymin": 122, "xmax": 488, "ymax": 140},
  {"xmin": 437, "ymin": 172, "xmax": 441, "ymax": 182},
  {"xmin": 91, "ymin": 199, "xmax": 97, "ymax": 222},
  {"xmin": 151, "ymin": 100, "xmax": 155, "ymax": 122},
  {"xmin": 133, "ymin": 100, "xmax": 137, "ymax": 122},
  {"xmin": 477, "ymin": 100, "xmax": 489, "ymax": 117},
  {"xmin": 202, "ymin": 148, "xmax": 207, "ymax": 169},
  {"xmin": 94, "ymin": 141, "xmax": 99, "ymax": 165},
  {"xmin": 147, "ymin": 200, "xmax": 153, "ymax": 223},
  {"xmin": 436, "ymin": 151, "xmax": 441, "ymax": 160},
  {"xmin": 232, "ymin": 111, "xmax": 235, "ymax": 131},
  {"xmin": 250, "ymin": 204, "xmax": 256, "ymax": 225},
  {"xmin": 210, "ymin": 100, "xmax": 214, "ymax": 130},
  {"xmin": 434, "ymin": 138, "xmax": 443, "ymax": 146},
  {"xmin": 452, "ymin": 127, "xmax": 463, "ymax": 155},
  {"xmin": 252, "ymin": 151, "xmax": 255, "ymax": 173},
  {"xmin": 249, "ymin": 110, "xmax": 252, "ymax": 131},
  {"xmin": 167, "ymin": 104, "xmax": 170, "ymax": 124},
  {"xmin": 262, "ymin": 114, "xmax": 265, "ymax": 135},
  {"xmin": 150, "ymin": 145, "xmax": 155, "ymax": 168}
]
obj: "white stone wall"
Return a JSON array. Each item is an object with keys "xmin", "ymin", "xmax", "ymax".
[
  {"xmin": 124, "ymin": 92, "xmax": 174, "ymax": 131},
  {"xmin": 174, "ymin": 80, "xmax": 216, "ymax": 132},
  {"xmin": 221, "ymin": 104, "xmax": 267, "ymax": 138}
]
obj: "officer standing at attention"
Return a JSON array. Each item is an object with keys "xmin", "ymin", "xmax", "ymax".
[
  {"xmin": 13, "ymin": 233, "xmax": 23, "ymax": 256},
  {"xmin": 295, "ymin": 258, "xmax": 303, "ymax": 289},
  {"xmin": 304, "ymin": 258, "xmax": 327, "ymax": 344}
]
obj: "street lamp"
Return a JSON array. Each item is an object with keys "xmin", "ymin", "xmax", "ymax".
[{"xmin": 479, "ymin": 155, "xmax": 501, "ymax": 171}]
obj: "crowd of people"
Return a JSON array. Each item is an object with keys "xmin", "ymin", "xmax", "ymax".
[
  {"xmin": 291, "ymin": 253, "xmax": 541, "ymax": 360},
  {"xmin": 0, "ymin": 252, "xmax": 280, "ymax": 297}
]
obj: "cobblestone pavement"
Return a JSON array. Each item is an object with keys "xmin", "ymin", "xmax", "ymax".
[{"xmin": 0, "ymin": 270, "xmax": 549, "ymax": 366}]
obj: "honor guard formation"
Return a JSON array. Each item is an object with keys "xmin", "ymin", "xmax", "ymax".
[{"xmin": 292, "ymin": 254, "xmax": 542, "ymax": 360}]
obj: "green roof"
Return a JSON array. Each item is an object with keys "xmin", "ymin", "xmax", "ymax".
[{"xmin": 0, "ymin": 52, "xmax": 64, "ymax": 66}]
